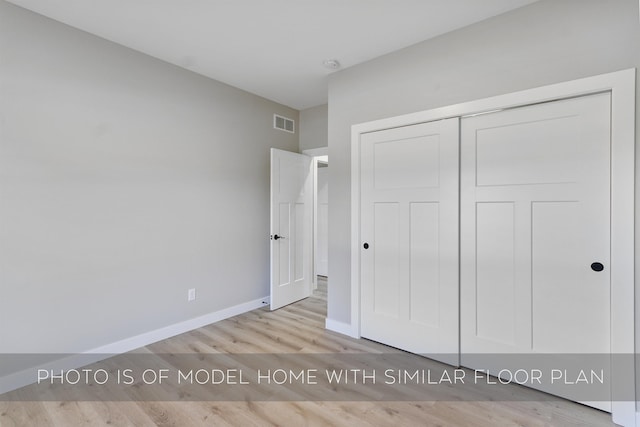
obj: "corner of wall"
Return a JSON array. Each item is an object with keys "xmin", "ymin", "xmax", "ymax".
[{"xmin": 325, "ymin": 317, "xmax": 358, "ymax": 339}]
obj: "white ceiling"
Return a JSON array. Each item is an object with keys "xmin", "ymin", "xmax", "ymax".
[{"xmin": 7, "ymin": 0, "xmax": 538, "ymax": 110}]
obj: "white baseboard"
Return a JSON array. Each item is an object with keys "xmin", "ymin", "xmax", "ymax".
[
  {"xmin": 88, "ymin": 296, "xmax": 267, "ymax": 354},
  {"xmin": 609, "ymin": 402, "xmax": 635, "ymax": 427},
  {"xmin": 0, "ymin": 296, "xmax": 268, "ymax": 395},
  {"xmin": 325, "ymin": 318, "xmax": 358, "ymax": 338}
]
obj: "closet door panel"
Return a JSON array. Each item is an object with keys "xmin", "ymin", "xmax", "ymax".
[
  {"xmin": 460, "ymin": 93, "xmax": 612, "ymax": 411},
  {"xmin": 360, "ymin": 118, "xmax": 459, "ymax": 364}
]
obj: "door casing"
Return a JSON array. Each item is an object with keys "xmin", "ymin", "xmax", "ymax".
[{"xmin": 303, "ymin": 147, "xmax": 329, "ymax": 288}]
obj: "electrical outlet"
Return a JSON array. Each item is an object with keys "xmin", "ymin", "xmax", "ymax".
[{"xmin": 188, "ymin": 288, "xmax": 196, "ymax": 302}]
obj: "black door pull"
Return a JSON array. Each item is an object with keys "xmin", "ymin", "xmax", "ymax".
[
  {"xmin": 273, "ymin": 234, "xmax": 284, "ymax": 240},
  {"xmin": 363, "ymin": 243, "xmax": 369, "ymax": 249},
  {"xmin": 591, "ymin": 262, "xmax": 604, "ymax": 272}
]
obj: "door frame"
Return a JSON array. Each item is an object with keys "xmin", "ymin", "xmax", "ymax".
[
  {"xmin": 349, "ymin": 69, "xmax": 636, "ymax": 426},
  {"xmin": 303, "ymin": 147, "xmax": 329, "ymax": 288}
]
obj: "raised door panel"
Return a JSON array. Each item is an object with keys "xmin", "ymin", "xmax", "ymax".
[
  {"xmin": 460, "ymin": 93, "xmax": 611, "ymax": 410},
  {"xmin": 270, "ymin": 149, "xmax": 313, "ymax": 310},
  {"xmin": 361, "ymin": 118, "xmax": 459, "ymax": 364}
]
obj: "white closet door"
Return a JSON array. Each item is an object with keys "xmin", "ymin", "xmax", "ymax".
[
  {"xmin": 360, "ymin": 118, "xmax": 459, "ymax": 364},
  {"xmin": 460, "ymin": 93, "xmax": 611, "ymax": 410}
]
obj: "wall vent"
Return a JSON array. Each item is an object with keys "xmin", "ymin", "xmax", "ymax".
[{"xmin": 274, "ymin": 114, "xmax": 295, "ymax": 133}]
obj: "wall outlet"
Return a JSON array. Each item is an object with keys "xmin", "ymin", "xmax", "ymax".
[{"xmin": 188, "ymin": 288, "xmax": 196, "ymax": 302}]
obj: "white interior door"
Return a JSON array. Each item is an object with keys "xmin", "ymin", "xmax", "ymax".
[
  {"xmin": 360, "ymin": 118, "xmax": 459, "ymax": 364},
  {"xmin": 460, "ymin": 93, "xmax": 612, "ymax": 410},
  {"xmin": 316, "ymin": 164, "xmax": 329, "ymax": 277},
  {"xmin": 270, "ymin": 148, "xmax": 313, "ymax": 310}
]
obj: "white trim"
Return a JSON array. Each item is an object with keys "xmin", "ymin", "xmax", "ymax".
[
  {"xmin": 350, "ymin": 68, "xmax": 636, "ymax": 427},
  {"xmin": 303, "ymin": 147, "xmax": 328, "ymax": 157},
  {"xmin": 0, "ymin": 353, "xmax": 108, "ymax": 396},
  {"xmin": 303, "ymin": 147, "xmax": 329, "ymax": 288},
  {"xmin": 608, "ymin": 68, "xmax": 636, "ymax": 427},
  {"xmin": 325, "ymin": 318, "xmax": 359, "ymax": 338},
  {"xmin": 0, "ymin": 296, "xmax": 268, "ymax": 395},
  {"xmin": 311, "ymin": 155, "xmax": 319, "ymax": 287}
]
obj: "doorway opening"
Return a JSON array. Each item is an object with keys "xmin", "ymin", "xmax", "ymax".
[{"xmin": 303, "ymin": 148, "xmax": 329, "ymax": 290}]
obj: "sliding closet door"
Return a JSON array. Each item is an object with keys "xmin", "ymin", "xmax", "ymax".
[
  {"xmin": 360, "ymin": 118, "xmax": 459, "ymax": 364},
  {"xmin": 460, "ymin": 93, "xmax": 611, "ymax": 410}
]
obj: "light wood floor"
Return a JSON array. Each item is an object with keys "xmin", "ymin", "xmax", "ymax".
[{"xmin": 0, "ymin": 278, "xmax": 616, "ymax": 426}]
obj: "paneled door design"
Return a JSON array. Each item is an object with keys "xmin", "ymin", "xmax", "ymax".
[
  {"xmin": 360, "ymin": 118, "xmax": 459, "ymax": 363},
  {"xmin": 460, "ymin": 93, "xmax": 612, "ymax": 410},
  {"xmin": 270, "ymin": 148, "xmax": 313, "ymax": 310}
]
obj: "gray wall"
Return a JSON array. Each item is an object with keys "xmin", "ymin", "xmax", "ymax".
[
  {"xmin": 0, "ymin": 1, "xmax": 298, "ymax": 355},
  {"xmin": 299, "ymin": 104, "xmax": 328, "ymax": 151},
  {"xmin": 327, "ymin": 0, "xmax": 640, "ymax": 324}
]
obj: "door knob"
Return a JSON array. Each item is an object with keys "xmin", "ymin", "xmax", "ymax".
[
  {"xmin": 273, "ymin": 234, "xmax": 285, "ymax": 240},
  {"xmin": 591, "ymin": 262, "xmax": 604, "ymax": 272},
  {"xmin": 363, "ymin": 243, "xmax": 369, "ymax": 249}
]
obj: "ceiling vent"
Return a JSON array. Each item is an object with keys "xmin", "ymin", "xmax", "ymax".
[{"xmin": 274, "ymin": 114, "xmax": 295, "ymax": 133}]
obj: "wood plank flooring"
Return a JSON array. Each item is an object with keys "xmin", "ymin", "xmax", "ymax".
[{"xmin": 0, "ymin": 278, "xmax": 616, "ymax": 426}]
